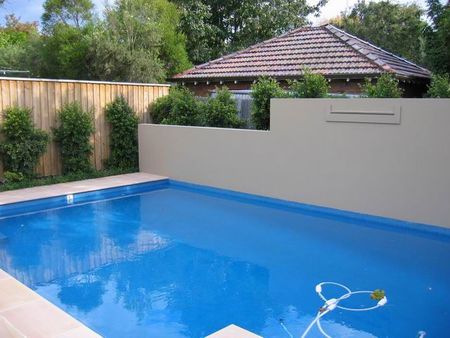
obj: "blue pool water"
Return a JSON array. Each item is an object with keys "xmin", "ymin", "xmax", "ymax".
[{"xmin": 0, "ymin": 180, "xmax": 449, "ymax": 337}]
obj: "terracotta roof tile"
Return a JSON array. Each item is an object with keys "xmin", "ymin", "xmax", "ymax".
[{"xmin": 172, "ymin": 25, "xmax": 430, "ymax": 81}]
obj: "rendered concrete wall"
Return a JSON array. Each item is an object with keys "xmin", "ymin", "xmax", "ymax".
[{"xmin": 139, "ymin": 99, "xmax": 450, "ymax": 228}]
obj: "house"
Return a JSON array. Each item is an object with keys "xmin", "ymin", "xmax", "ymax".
[{"xmin": 171, "ymin": 24, "xmax": 431, "ymax": 97}]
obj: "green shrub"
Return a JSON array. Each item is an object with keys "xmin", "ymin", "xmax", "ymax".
[
  {"xmin": 105, "ymin": 96, "xmax": 139, "ymax": 170},
  {"xmin": 0, "ymin": 107, "xmax": 49, "ymax": 177},
  {"xmin": 53, "ymin": 103, "xmax": 94, "ymax": 174},
  {"xmin": 151, "ymin": 94, "xmax": 172, "ymax": 124},
  {"xmin": 203, "ymin": 87, "xmax": 243, "ymax": 128},
  {"xmin": 3, "ymin": 171, "xmax": 25, "ymax": 183},
  {"xmin": 363, "ymin": 73, "xmax": 403, "ymax": 98},
  {"xmin": 251, "ymin": 77, "xmax": 286, "ymax": 130},
  {"xmin": 426, "ymin": 74, "xmax": 450, "ymax": 98},
  {"xmin": 288, "ymin": 70, "xmax": 329, "ymax": 98},
  {"xmin": 150, "ymin": 86, "xmax": 203, "ymax": 126}
]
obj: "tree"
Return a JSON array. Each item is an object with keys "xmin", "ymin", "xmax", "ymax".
[
  {"xmin": 87, "ymin": 0, "xmax": 190, "ymax": 82},
  {"xmin": 42, "ymin": 0, "xmax": 94, "ymax": 31},
  {"xmin": 37, "ymin": 0, "xmax": 95, "ymax": 79},
  {"xmin": 330, "ymin": 0, "xmax": 426, "ymax": 64},
  {"xmin": 38, "ymin": 23, "xmax": 93, "ymax": 79},
  {"xmin": 424, "ymin": 0, "xmax": 450, "ymax": 74},
  {"xmin": 0, "ymin": 15, "xmax": 39, "ymax": 72},
  {"xmin": 174, "ymin": 0, "xmax": 327, "ymax": 65}
]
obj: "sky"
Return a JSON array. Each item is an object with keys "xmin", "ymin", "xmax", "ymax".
[{"xmin": 0, "ymin": 0, "xmax": 443, "ymax": 26}]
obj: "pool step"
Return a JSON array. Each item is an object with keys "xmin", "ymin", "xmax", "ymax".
[{"xmin": 205, "ymin": 324, "xmax": 263, "ymax": 338}]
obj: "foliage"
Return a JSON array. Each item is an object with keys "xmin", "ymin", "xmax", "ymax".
[
  {"xmin": 38, "ymin": 23, "xmax": 93, "ymax": 79},
  {"xmin": 87, "ymin": 0, "xmax": 191, "ymax": 82},
  {"xmin": 0, "ymin": 107, "xmax": 49, "ymax": 177},
  {"xmin": 424, "ymin": 1, "xmax": 450, "ymax": 74},
  {"xmin": 330, "ymin": 0, "xmax": 426, "ymax": 64},
  {"xmin": 42, "ymin": 0, "xmax": 94, "ymax": 31},
  {"xmin": 203, "ymin": 87, "xmax": 243, "ymax": 128},
  {"xmin": 251, "ymin": 77, "xmax": 286, "ymax": 130},
  {"xmin": 288, "ymin": 70, "xmax": 329, "ymax": 98},
  {"xmin": 105, "ymin": 96, "xmax": 139, "ymax": 169},
  {"xmin": 174, "ymin": 0, "xmax": 326, "ymax": 64},
  {"xmin": 3, "ymin": 171, "xmax": 25, "ymax": 183},
  {"xmin": 370, "ymin": 289, "xmax": 386, "ymax": 301},
  {"xmin": 362, "ymin": 73, "xmax": 403, "ymax": 98},
  {"xmin": 0, "ymin": 167, "xmax": 136, "ymax": 192},
  {"xmin": 426, "ymin": 74, "xmax": 450, "ymax": 98},
  {"xmin": 53, "ymin": 102, "xmax": 94, "ymax": 174},
  {"xmin": 0, "ymin": 15, "xmax": 39, "ymax": 73},
  {"xmin": 0, "ymin": 15, "xmax": 38, "ymax": 47},
  {"xmin": 150, "ymin": 86, "xmax": 203, "ymax": 126}
]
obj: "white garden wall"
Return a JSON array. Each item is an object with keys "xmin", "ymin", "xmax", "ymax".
[{"xmin": 139, "ymin": 99, "xmax": 450, "ymax": 228}]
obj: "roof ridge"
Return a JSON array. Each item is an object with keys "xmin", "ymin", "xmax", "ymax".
[
  {"xmin": 173, "ymin": 25, "xmax": 316, "ymax": 79},
  {"xmin": 325, "ymin": 24, "xmax": 430, "ymax": 76}
]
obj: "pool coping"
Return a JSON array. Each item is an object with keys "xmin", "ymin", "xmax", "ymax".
[
  {"xmin": 0, "ymin": 173, "xmax": 167, "ymax": 338},
  {"xmin": 0, "ymin": 172, "xmax": 167, "ymax": 206},
  {"xmin": 0, "ymin": 269, "xmax": 102, "ymax": 338}
]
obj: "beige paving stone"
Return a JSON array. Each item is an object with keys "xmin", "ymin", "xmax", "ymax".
[
  {"xmin": 0, "ymin": 269, "xmax": 10, "ymax": 280},
  {"xmin": 205, "ymin": 324, "xmax": 263, "ymax": 338},
  {"xmin": 0, "ymin": 278, "xmax": 37, "ymax": 312},
  {"xmin": 1, "ymin": 299, "xmax": 81, "ymax": 338},
  {"xmin": 53, "ymin": 326, "xmax": 102, "ymax": 338},
  {"xmin": 0, "ymin": 316, "xmax": 26, "ymax": 338},
  {"xmin": 0, "ymin": 172, "xmax": 167, "ymax": 205}
]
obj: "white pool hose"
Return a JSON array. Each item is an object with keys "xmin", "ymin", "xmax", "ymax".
[
  {"xmin": 279, "ymin": 282, "xmax": 387, "ymax": 338},
  {"xmin": 300, "ymin": 282, "xmax": 387, "ymax": 338}
]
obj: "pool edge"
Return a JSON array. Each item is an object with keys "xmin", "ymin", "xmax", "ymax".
[
  {"xmin": 0, "ymin": 268, "xmax": 102, "ymax": 338},
  {"xmin": 169, "ymin": 179, "xmax": 450, "ymax": 239}
]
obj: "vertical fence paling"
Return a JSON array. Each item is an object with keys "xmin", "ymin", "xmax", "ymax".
[{"xmin": 0, "ymin": 77, "xmax": 169, "ymax": 177}]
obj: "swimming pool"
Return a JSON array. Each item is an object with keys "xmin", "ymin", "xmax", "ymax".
[{"xmin": 0, "ymin": 179, "xmax": 449, "ymax": 337}]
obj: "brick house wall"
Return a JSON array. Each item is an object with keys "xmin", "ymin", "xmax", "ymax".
[{"xmin": 180, "ymin": 78, "xmax": 427, "ymax": 97}]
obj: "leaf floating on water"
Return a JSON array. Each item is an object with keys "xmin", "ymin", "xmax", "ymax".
[{"xmin": 371, "ymin": 289, "xmax": 385, "ymax": 301}]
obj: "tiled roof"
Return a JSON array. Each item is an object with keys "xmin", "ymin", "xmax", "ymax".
[{"xmin": 172, "ymin": 24, "xmax": 431, "ymax": 81}]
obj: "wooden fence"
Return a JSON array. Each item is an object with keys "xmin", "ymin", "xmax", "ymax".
[{"xmin": 0, "ymin": 77, "xmax": 169, "ymax": 177}]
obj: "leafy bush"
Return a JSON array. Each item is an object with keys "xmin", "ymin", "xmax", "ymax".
[
  {"xmin": 150, "ymin": 86, "xmax": 203, "ymax": 126},
  {"xmin": 3, "ymin": 171, "xmax": 25, "ymax": 183},
  {"xmin": 151, "ymin": 94, "xmax": 172, "ymax": 124},
  {"xmin": 426, "ymin": 74, "xmax": 450, "ymax": 98},
  {"xmin": 362, "ymin": 73, "xmax": 403, "ymax": 98},
  {"xmin": 203, "ymin": 87, "xmax": 243, "ymax": 128},
  {"xmin": 105, "ymin": 96, "xmax": 139, "ymax": 169},
  {"xmin": 0, "ymin": 107, "xmax": 49, "ymax": 177},
  {"xmin": 53, "ymin": 103, "xmax": 94, "ymax": 174},
  {"xmin": 251, "ymin": 77, "xmax": 286, "ymax": 130},
  {"xmin": 288, "ymin": 70, "xmax": 329, "ymax": 98}
]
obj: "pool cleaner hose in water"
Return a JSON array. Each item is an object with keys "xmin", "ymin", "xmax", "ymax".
[{"xmin": 281, "ymin": 282, "xmax": 388, "ymax": 338}]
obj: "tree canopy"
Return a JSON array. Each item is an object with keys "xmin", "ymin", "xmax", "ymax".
[
  {"xmin": 330, "ymin": 0, "xmax": 426, "ymax": 64},
  {"xmin": 175, "ymin": 0, "xmax": 327, "ymax": 64},
  {"xmin": 0, "ymin": 0, "xmax": 448, "ymax": 81},
  {"xmin": 42, "ymin": 0, "xmax": 94, "ymax": 31},
  {"xmin": 423, "ymin": 0, "xmax": 450, "ymax": 73},
  {"xmin": 87, "ymin": 0, "xmax": 191, "ymax": 82}
]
